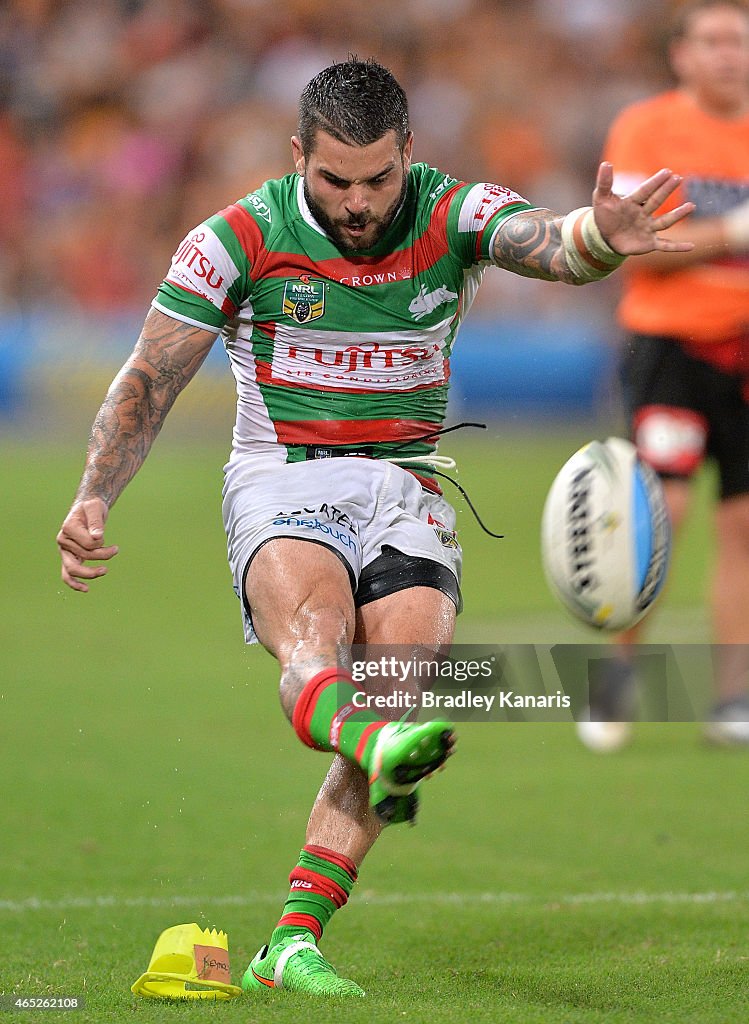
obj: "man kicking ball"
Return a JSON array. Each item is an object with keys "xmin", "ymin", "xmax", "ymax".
[{"xmin": 57, "ymin": 57, "xmax": 693, "ymax": 996}]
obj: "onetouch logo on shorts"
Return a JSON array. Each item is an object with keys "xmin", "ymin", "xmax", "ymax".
[
  {"xmin": 272, "ymin": 515, "xmax": 357, "ymax": 553},
  {"xmin": 283, "ymin": 275, "xmax": 326, "ymax": 324}
]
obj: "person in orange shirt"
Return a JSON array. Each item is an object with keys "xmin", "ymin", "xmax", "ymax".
[{"xmin": 581, "ymin": 0, "xmax": 749, "ymax": 749}]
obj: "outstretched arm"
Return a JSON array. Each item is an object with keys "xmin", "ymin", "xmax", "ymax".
[
  {"xmin": 493, "ymin": 162, "xmax": 695, "ymax": 284},
  {"xmin": 57, "ymin": 307, "xmax": 217, "ymax": 592}
]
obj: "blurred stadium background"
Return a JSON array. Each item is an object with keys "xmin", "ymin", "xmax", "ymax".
[
  {"xmin": 4, "ymin": 4, "xmax": 745, "ymax": 1021},
  {"xmin": 0, "ymin": 0, "xmax": 685, "ymax": 430}
]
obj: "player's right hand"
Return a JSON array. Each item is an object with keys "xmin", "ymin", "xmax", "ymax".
[{"xmin": 57, "ymin": 498, "xmax": 118, "ymax": 592}]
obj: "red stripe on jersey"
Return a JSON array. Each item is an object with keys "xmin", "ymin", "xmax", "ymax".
[
  {"xmin": 431, "ymin": 182, "xmax": 467, "ymax": 243},
  {"xmin": 216, "ymin": 202, "xmax": 265, "ymax": 265},
  {"xmin": 303, "ymin": 845, "xmax": 358, "ymax": 881},
  {"xmin": 273, "ymin": 418, "xmax": 441, "ymax": 445},
  {"xmin": 254, "ymin": 358, "xmax": 449, "ymax": 395}
]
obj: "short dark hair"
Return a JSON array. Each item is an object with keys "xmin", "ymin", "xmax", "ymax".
[
  {"xmin": 671, "ymin": 0, "xmax": 749, "ymax": 39},
  {"xmin": 298, "ymin": 57, "xmax": 410, "ymax": 155}
]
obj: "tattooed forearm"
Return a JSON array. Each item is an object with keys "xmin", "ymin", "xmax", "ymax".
[
  {"xmin": 493, "ymin": 210, "xmax": 578, "ymax": 284},
  {"xmin": 75, "ymin": 309, "xmax": 216, "ymax": 507}
]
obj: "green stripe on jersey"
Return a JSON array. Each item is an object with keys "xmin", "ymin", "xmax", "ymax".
[
  {"xmin": 156, "ymin": 281, "xmax": 226, "ymax": 329},
  {"xmin": 258, "ymin": 380, "xmax": 449, "ymax": 424}
]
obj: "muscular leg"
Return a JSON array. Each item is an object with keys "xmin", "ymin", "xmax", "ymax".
[
  {"xmin": 246, "ymin": 538, "xmax": 356, "ymax": 719},
  {"xmin": 243, "ymin": 541, "xmax": 457, "ymax": 993},
  {"xmin": 304, "ymin": 586, "xmax": 456, "ymax": 865},
  {"xmin": 246, "ymin": 537, "xmax": 457, "ymax": 865}
]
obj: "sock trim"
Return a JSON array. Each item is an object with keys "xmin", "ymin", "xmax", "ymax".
[
  {"xmin": 289, "ymin": 867, "xmax": 349, "ymax": 908},
  {"xmin": 276, "ymin": 913, "xmax": 322, "ymax": 941},
  {"xmin": 303, "ymin": 844, "xmax": 358, "ymax": 880},
  {"xmin": 291, "ymin": 668, "xmax": 354, "ymax": 750}
]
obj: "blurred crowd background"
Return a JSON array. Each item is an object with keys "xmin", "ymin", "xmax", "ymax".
[
  {"xmin": 0, "ymin": 0, "xmax": 680, "ymax": 314},
  {"xmin": 0, "ymin": 0, "xmax": 685, "ymax": 423}
]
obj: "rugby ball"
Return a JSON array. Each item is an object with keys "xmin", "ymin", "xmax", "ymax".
[{"xmin": 541, "ymin": 437, "xmax": 670, "ymax": 631}]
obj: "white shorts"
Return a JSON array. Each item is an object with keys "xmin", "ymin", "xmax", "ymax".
[{"xmin": 222, "ymin": 455, "xmax": 463, "ymax": 643}]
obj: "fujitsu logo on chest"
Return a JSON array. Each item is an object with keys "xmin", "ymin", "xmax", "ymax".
[
  {"xmin": 285, "ymin": 340, "xmax": 441, "ymax": 373},
  {"xmin": 172, "ymin": 232, "xmax": 224, "ymax": 290}
]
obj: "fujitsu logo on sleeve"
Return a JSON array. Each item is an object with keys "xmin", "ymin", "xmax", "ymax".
[
  {"xmin": 173, "ymin": 232, "xmax": 224, "ymax": 288},
  {"xmin": 166, "ymin": 224, "xmax": 240, "ymax": 304},
  {"xmin": 457, "ymin": 182, "xmax": 528, "ymax": 233}
]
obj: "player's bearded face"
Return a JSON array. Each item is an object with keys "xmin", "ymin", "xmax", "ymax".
[{"xmin": 295, "ymin": 129, "xmax": 413, "ymax": 253}]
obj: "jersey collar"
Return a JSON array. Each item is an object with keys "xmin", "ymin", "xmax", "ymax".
[{"xmin": 296, "ymin": 175, "xmax": 327, "ymax": 237}]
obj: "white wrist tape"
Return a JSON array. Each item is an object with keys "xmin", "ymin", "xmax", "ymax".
[
  {"xmin": 723, "ymin": 197, "xmax": 749, "ymax": 252},
  {"xmin": 561, "ymin": 207, "xmax": 626, "ymax": 282}
]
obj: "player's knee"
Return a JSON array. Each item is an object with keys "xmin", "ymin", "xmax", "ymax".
[
  {"xmin": 275, "ymin": 601, "xmax": 353, "ymax": 714},
  {"xmin": 294, "ymin": 601, "xmax": 353, "ymax": 649},
  {"xmin": 633, "ymin": 405, "xmax": 707, "ymax": 478}
]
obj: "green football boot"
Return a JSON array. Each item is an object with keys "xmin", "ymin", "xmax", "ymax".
[
  {"xmin": 242, "ymin": 932, "xmax": 365, "ymax": 997},
  {"xmin": 368, "ymin": 720, "xmax": 455, "ymax": 824},
  {"xmin": 376, "ymin": 791, "xmax": 419, "ymax": 826}
]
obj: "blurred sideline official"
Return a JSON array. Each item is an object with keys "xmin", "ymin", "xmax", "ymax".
[{"xmin": 583, "ymin": 0, "xmax": 749, "ymax": 748}]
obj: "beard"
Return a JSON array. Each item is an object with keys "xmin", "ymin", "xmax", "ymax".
[{"xmin": 303, "ymin": 171, "xmax": 408, "ymax": 253}]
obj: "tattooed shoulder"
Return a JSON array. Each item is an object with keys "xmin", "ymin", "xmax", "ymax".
[
  {"xmin": 128, "ymin": 310, "xmax": 215, "ymax": 399},
  {"xmin": 136, "ymin": 309, "xmax": 215, "ymax": 373}
]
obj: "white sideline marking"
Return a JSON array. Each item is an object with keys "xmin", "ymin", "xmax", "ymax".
[{"xmin": 0, "ymin": 890, "xmax": 746, "ymax": 914}]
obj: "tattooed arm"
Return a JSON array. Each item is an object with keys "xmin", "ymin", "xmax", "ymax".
[
  {"xmin": 493, "ymin": 163, "xmax": 695, "ymax": 284},
  {"xmin": 493, "ymin": 209, "xmax": 572, "ymax": 282},
  {"xmin": 57, "ymin": 308, "xmax": 217, "ymax": 592}
]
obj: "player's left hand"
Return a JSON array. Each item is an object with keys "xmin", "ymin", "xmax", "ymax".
[
  {"xmin": 592, "ymin": 162, "xmax": 695, "ymax": 256},
  {"xmin": 57, "ymin": 497, "xmax": 118, "ymax": 593}
]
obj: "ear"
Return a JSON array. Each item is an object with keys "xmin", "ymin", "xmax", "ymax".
[
  {"xmin": 402, "ymin": 131, "xmax": 414, "ymax": 174},
  {"xmin": 291, "ymin": 135, "xmax": 305, "ymax": 175}
]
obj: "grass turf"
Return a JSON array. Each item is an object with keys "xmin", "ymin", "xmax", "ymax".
[{"xmin": 2, "ymin": 427, "xmax": 747, "ymax": 1023}]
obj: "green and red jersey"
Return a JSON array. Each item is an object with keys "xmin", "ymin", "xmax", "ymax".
[{"xmin": 153, "ymin": 163, "xmax": 533, "ymax": 467}]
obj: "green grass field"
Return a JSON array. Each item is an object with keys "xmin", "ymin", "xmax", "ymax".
[{"xmin": 2, "ymin": 421, "xmax": 748, "ymax": 1023}]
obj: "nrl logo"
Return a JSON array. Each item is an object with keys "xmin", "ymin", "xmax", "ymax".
[
  {"xmin": 434, "ymin": 526, "xmax": 459, "ymax": 550},
  {"xmin": 283, "ymin": 274, "xmax": 326, "ymax": 324}
]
